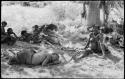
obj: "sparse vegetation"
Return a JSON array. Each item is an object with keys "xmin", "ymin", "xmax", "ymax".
[{"xmin": 1, "ymin": 1, "xmax": 124, "ymax": 78}]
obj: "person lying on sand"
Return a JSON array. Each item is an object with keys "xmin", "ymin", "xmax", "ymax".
[{"xmin": 8, "ymin": 48, "xmax": 61, "ymax": 67}]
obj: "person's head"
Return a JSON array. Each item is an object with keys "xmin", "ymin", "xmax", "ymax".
[
  {"xmin": 1, "ymin": 21, "xmax": 7, "ymax": 27},
  {"xmin": 46, "ymin": 24, "xmax": 58, "ymax": 31},
  {"xmin": 21, "ymin": 30, "xmax": 27, "ymax": 36},
  {"xmin": 51, "ymin": 53, "xmax": 60, "ymax": 61},
  {"xmin": 33, "ymin": 25, "xmax": 39, "ymax": 30},
  {"xmin": 7, "ymin": 28, "xmax": 13, "ymax": 34},
  {"xmin": 8, "ymin": 56, "xmax": 19, "ymax": 65},
  {"xmin": 39, "ymin": 25, "xmax": 46, "ymax": 32}
]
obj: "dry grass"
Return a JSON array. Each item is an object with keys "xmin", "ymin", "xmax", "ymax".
[{"xmin": 1, "ymin": 1, "xmax": 124, "ymax": 78}]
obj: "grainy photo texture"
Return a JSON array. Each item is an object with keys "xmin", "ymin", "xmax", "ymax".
[{"xmin": 1, "ymin": 1, "xmax": 124, "ymax": 78}]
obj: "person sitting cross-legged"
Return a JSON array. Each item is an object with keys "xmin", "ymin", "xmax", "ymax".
[{"xmin": 73, "ymin": 25, "xmax": 121, "ymax": 63}]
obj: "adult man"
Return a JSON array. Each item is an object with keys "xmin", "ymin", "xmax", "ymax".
[{"xmin": 8, "ymin": 48, "xmax": 61, "ymax": 66}]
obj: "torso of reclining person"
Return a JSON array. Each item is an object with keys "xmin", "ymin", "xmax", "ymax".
[
  {"xmin": 32, "ymin": 53, "xmax": 51, "ymax": 65},
  {"xmin": 16, "ymin": 49, "xmax": 35, "ymax": 65},
  {"xmin": 14, "ymin": 49, "xmax": 51, "ymax": 65}
]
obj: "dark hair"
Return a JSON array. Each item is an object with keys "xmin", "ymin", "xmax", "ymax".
[
  {"xmin": 33, "ymin": 25, "xmax": 39, "ymax": 28},
  {"xmin": 7, "ymin": 28, "xmax": 13, "ymax": 33},
  {"xmin": 21, "ymin": 30, "xmax": 27, "ymax": 35},
  {"xmin": 39, "ymin": 25, "xmax": 46, "ymax": 32},
  {"xmin": 45, "ymin": 24, "xmax": 58, "ymax": 31},
  {"xmin": 2, "ymin": 21, "xmax": 7, "ymax": 26}
]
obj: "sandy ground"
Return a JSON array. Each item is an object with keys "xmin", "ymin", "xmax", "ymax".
[
  {"xmin": 1, "ymin": 3, "xmax": 124, "ymax": 78},
  {"xmin": 1, "ymin": 41, "xmax": 124, "ymax": 78}
]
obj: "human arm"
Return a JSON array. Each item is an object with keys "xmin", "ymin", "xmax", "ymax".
[
  {"xmin": 10, "ymin": 32, "xmax": 19, "ymax": 39},
  {"xmin": 13, "ymin": 32, "xmax": 18, "ymax": 38},
  {"xmin": 84, "ymin": 34, "xmax": 91, "ymax": 49},
  {"xmin": 41, "ymin": 55, "xmax": 51, "ymax": 66},
  {"xmin": 98, "ymin": 34, "xmax": 105, "ymax": 57},
  {"xmin": 47, "ymin": 60, "xmax": 61, "ymax": 66}
]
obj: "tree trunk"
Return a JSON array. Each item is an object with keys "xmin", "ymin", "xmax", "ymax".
[
  {"xmin": 101, "ymin": 1, "xmax": 109, "ymax": 26},
  {"xmin": 100, "ymin": 7, "xmax": 105, "ymax": 25},
  {"xmin": 86, "ymin": 1, "xmax": 101, "ymax": 27}
]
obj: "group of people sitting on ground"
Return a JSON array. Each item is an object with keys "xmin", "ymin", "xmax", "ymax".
[
  {"xmin": 1, "ymin": 21, "xmax": 123, "ymax": 67},
  {"xmin": 19, "ymin": 24, "xmax": 62, "ymax": 46},
  {"xmin": 8, "ymin": 48, "xmax": 61, "ymax": 67},
  {"xmin": 1, "ymin": 21, "xmax": 64, "ymax": 67},
  {"xmin": 1, "ymin": 21, "xmax": 62, "ymax": 46},
  {"xmin": 8, "ymin": 24, "xmax": 122, "ymax": 66}
]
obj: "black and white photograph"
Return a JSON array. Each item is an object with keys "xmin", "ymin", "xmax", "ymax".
[{"xmin": 1, "ymin": 1, "xmax": 124, "ymax": 78}]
